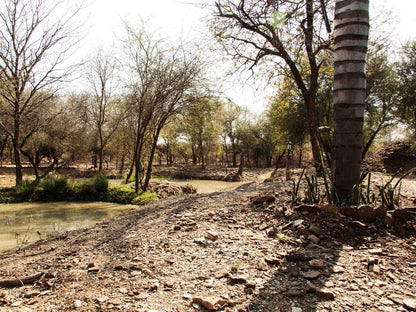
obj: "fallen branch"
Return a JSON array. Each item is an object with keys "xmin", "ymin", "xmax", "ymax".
[{"xmin": 0, "ymin": 272, "xmax": 44, "ymax": 287}]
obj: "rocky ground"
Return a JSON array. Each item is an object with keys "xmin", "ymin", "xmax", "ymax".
[{"xmin": 0, "ymin": 168, "xmax": 416, "ymax": 312}]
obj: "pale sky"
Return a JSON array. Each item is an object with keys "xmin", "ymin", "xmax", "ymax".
[{"xmin": 75, "ymin": 0, "xmax": 416, "ymax": 114}]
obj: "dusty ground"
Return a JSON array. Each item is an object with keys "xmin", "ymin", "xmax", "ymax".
[{"xmin": 0, "ymin": 168, "xmax": 416, "ymax": 312}]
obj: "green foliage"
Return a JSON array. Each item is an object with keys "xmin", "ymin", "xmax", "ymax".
[
  {"xmin": 395, "ymin": 40, "xmax": 416, "ymax": 135},
  {"xmin": 17, "ymin": 180, "xmax": 39, "ymax": 200},
  {"xmin": 40, "ymin": 175, "xmax": 70, "ymax": 195},
  {"xmin": 304, "ymin": 174, "xmax": 321, "ymax": 204},
  {"xmin": 291, "ymin": 168, "xmax": 305, "ymax": 206},
  {"xmin": 132, "ymin": 192, "xmax": 157, "ymax": 205},
  {"xmin": 359, "ymin": 172, "xmax": 376, "ymax": 205},
  {"xmin": 92, "ymin": 172, "xmax": 108, "ymax": 193},
  {"xmin": 106, "ymin": 186, "xmax": 138, "ymax": 204}
]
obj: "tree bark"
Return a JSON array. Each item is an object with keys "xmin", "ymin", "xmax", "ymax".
[{"xmin": 332, "ymin": 0, "xmax": 369, "ymax": 204}]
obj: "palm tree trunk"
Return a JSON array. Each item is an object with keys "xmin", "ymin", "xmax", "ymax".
[{"xmin": 332, "ymin": 0, "xmax": 369, "ymax": 203}]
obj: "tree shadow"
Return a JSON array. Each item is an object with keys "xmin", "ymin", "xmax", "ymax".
[{"xmin": 247, "ymin": 207, "xmax": 414, "ymax": 312}]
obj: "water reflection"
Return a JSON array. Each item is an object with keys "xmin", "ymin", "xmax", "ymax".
[{"xmin": 0, "ymin": 202, "xmax": 132, "ymax": 252}]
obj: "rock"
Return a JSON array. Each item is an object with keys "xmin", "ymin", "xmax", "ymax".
[
  {"xmin": 368, "ymin": 248, "xmax": 383, "ymax": 255},
  {"xmin": 292, "ymin": 307, "xmax": 302, "ymax": 312},
  {"xmin": 384, "ymin": 213, "xmax": 393, "ymax": 227},
  {"xmin": 295, "ymin": 205, "xmax": 320, "ymax": 213},
  {"xmin": 367, "ymin": 257, "xmax": 379, "ymax": 265},
  {"xmin": 339, "ymin": 206, "xmax": 358, "ymax": 218},
  {"xmin": 256, "ymin": 259, "xmax": 269, "ymax": 271},
  {"xmin": 228, "ymin": 275, "xmax": 248, "ymax": 285},
  {"xmin": 24, "ymin": 290, "xmax": 41, "ymax": 298},
  {"xmin": 357, "ymin": 205, "xmax": 376, "ymax": 222},
  {"xmin": 368, "ymin": 264, "xmax": 380, "ymax": 273},
  {"xmin": 108, "ymin": 298, "xmax": 123, "ymax": 306},
  {"xmin": 173, "ymin": 224, "xmax": 181, "ymax": 231},
  {"xmin": 308, "ymin": 234, "xmax": 320, "ymax": 244},
  {"xmin": 320, "ymin": 204, "xmax": 339, "ymax": 214},
  {"xmin": 332, "ymin": 265, "xmax": 345, "ymax": 273},
  {"xmin": 214, "ymin": 269, "xmax": 229, "ymax": 279},
  {"xmin": 87, "ymin": 266, "xmax": 100, "ymax": 273},
  {"xmin": 264, "ymin": 256, "xmax": 281, "ymax": 265},
  {"xmin": 267, "ymin": 227, "xmax": 278, "ymax": 238},
  {"xmin": 351, "ymin": 220, "xmax": 367, "ymax": 228},
  {"xmin": 285, "ymin": 289, "xmax": 304, "ymax": 297},
  {"xmin": 74, "ymin": 300, "xmax": 82, "ymax": 308},
  {"xmin": 309, "ymin": 225, "xmax": 324, "ymax": 236},
  {"xmin": 253, "ymin": 195, "xmax": 276, "ymax": 204},
  {"xmin": 192, "ymin": 296, "xmax": 227, "ymax": 311},
  {"xmin": 206, "ymin": 231, "xmax": 219, "ymax": 241},
  {"xmin": 375, "ymin": 205, "xmax": 387, "ymax": 219},
  {"xmin": 309, "ymin": 259, "xmax": 324, "ymax": 269},
  {"xmin": 302, "ymin": 271, "xmax": 321, "ymax": 279},
  {"xmin": 284, "ymin": 265, "xmax": 300, "ymax": 277},
  {"xmin": 403, "ymin": 298, "xmax": 416, "ymax": 311}
]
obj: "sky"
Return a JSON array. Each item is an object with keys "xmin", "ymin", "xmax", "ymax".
[{"xmin": 75, "ymin": 0, "xmax": 416, "ymax": 114}]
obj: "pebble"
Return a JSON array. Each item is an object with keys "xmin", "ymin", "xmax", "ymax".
[
  {"xmin": 403, "ymin": 298, "xmax": 416, "ymax": 311},
  {"xmin": 309, "ymin": 259, "xmax": 324, "ymax": 269},
  {"xmin": 74, "ymin": 300, "xmax": 82, "ymax": 308},
  {"xmin": 206, "ymin": 231, "xmax": 219, "ymax": 241},
  {"xmin": 192, "ymin": 296, "xmax": 227, "ymax": 311},
  {"xmin": 302, "ymin": 271, "xmax": 321, "ymax": 279}
]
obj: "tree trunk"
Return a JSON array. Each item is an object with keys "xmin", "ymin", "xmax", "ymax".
[
  {"xmin": 332, "ymin": 0, "xmax": 369, "ymax": 204},
  {"xmin": 14, "ymin": 115, "xmax": 22, "ymax": 186}
]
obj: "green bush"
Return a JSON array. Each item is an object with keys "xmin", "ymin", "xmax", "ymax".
[
  {"xmin": 40, "ymin": 175, "xmax": 70, "ymax": 194},
  {"xmin": 92, "ymin": 172, "xmax": 108, "ymax": 193},
  {"xmin": 16, "ymin": 180, "xmax": 38, "ymax": 200},
  {"xmin": 106, "ymin": 186, "xmax": 138, "ymax": 204},
  {"xmin": 132, "ymin": 192, "xmax": 157, "ymax": 205}
]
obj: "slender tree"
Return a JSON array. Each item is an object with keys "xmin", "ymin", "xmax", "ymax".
[
  {"xmin": 0, "ymin": 0, "xmax": 81, "ymax": 186},
  {"xmin": 332, "ymin": 0, "xmax": 369, "ymax": 203}
]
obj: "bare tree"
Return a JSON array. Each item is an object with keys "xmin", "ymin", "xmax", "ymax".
[
  {"xmin": 212, "ymin": 0, "xmax": 333, "ymax": 173},
  {"xmin": 0, "ymin": 0, "xmax": 82, "ymax": 186},
  {"xmin": 85, "ymin": 49, "xmax": 127, "ymax": 172},
  {"xmin": 122, "ymin": 24, "xmax": 203, "ymax": 192}
]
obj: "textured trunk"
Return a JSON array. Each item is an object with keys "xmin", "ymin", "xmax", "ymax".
[
  {"xmin": 332, "ymin": 0, "xmax": 369, "ymax": 203},
  {"xmin": 14, "ymin": 114, "xmax": 22, "ymax": 187}
]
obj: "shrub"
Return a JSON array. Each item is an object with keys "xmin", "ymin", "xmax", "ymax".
[
  {"xmin": 92, "ymin": 172, "xmax": 108, "ymax": 193},
  {"xmin": 106, "ymin": 186, "xmax": 138, "ymax": 204},
  {"xmin": 16, "ymin": 180, "xmax": 38, "ymax": 200},
  {"xmin": 40, "ymin": 175, "xmax": 70, "ymax": 195},
  {"xmin": 132, "ymin": 192, "xmax": 157, "ymax": 205}
]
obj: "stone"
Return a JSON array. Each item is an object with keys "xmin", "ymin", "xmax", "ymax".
[
  {"xmin": 368, "ymin": 248, "xmax": 383, "ymax": 255},
  {"xmin": 264, "ymin": 256, "xmax": 281, "ymax": 265},
  {"xmin": 309, "ymin": 259, "xmax": 324, "ymax": 269},
  {"xmin": 375, "ymin": 205, "xmax": 387, "ymax": 219},
  {"xmin": 214, "ymin": 269, "xmax": 229, "ymax": 279},
  {"xmin": 285, "ymin": 265, "xmax": 300, "ymax": 277},
  {"xmin": 108, "ymin": 298, "xmax": 123, "ymax": 306},
  {"xmin": 285, "ymin": 290, "xmax": 304, "ymax": 297},
  {"xmin": 339, "ymin": 206, "xmax": 358, "ymax": 218},
  {"xmin": 309, "ymin": 225, "xmax": 324, "ymax": 236},
  {"xmin": 267, "ymin": 227, "xmax": 278, "ymax": 238},
  {"xmin": 257, "ymin": 259, "xmax": 269, "ymax": 271},
  {"xmin": 384, "ymin": 213, "xmax": 393, "ymax": 227},
  {"xmin": 316, "ymin": 288, "xmax": 335, "ymax": 300},
  {"xmin": 403, "ymin": 298, "xmax": 416, "ymax": 311},
  {"xmin": 228, "ymin": 275, "xmax": 248, "ymax": 285},
  {"xmin": 308, "ymin": 234, "xmax": 320, "ymax": 244},
  {"xmin": 206, "ymin": 231, "xmax": 219, "ymax": 241},
  {"xmin": 192, "ymin": 296, "xmax": 227, "ymax": 311},
  {"xmin": 292, "ymin": 307, "xmax": 302, "ymax": 312},
  {"xmin": 253, "ymin": 195, "xmax": 276, "ymax": 204},
  {"xmin": 24, "ymin": 290, "xmax": 41, "ymax": 298},
  {"xmin": 302, "ymin": 271, "xmax": 321, "ymax": 279},
  {"xmin": 320, "ymin": 204, "xmax": 339, "ymax": 214},
  {"xmin": 357, "ymin": 205, "xmax": 376, "ymax": 222},
  {"xmin": 74, "ymin": 300, "xmax": 82, "ymax": 308},
  {"xmin": 332, "ymin": 265, "xmax": 345, "ymax": 273},
  {"xmin": 294, "ymin": 205, "xmax": 320, "ymax": 213}
]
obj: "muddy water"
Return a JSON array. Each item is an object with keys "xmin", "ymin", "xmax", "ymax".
[
  {"xmin": 0, "ymin": 202, "xmax": 133, "ymax": 252},
  {"xmin": 0, "ymin": 180, "xmax": 249, "ymax": 252}
]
